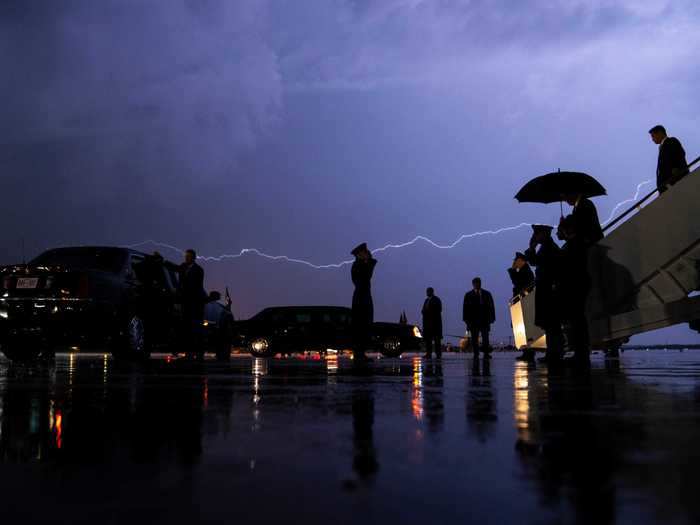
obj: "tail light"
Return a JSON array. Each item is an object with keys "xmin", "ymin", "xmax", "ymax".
[
  {"xmin": 77, "ymin": 274, "xmax": 90, "ymax": 298},
  {"xmin": 2, "ymin": 277, "xmax": 11, "ymax": 290}
]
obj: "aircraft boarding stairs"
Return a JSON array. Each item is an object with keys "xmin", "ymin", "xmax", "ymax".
[{"xmin": 511, "ymin": 161, "xmax": 700, "ymax": 351}]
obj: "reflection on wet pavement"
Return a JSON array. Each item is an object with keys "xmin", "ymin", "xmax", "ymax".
[{"xmin": 1, "ymin": 352, "xmax": 700, "ymax": 524}]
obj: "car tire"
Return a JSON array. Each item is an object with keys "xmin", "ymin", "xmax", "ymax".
[
  {"xmin": 380, "ymin": 336, "xmax": 402, "ymax": 358},
  {"xmin": 248, "ymin": 337, "xmax": 275, "ymax": 358},
  {"xmin": 111, "ymin": 314, "xmax": 150, "ymax": 360}
]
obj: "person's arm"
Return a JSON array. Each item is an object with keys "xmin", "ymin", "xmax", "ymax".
[
  {"xmin": 507, "ymin": 267, "xmax": 518, "ymax": 285},
  {"xmin": 462, "ymin": 293, "xmax": 469, "ymax": 324},
  {"xmin": 488, "ymin": 292, "xmax": 496, "ymax": 324},
  {"xmin": 436, "ymin": 297, "xmax": 442, "ymax": 315}
]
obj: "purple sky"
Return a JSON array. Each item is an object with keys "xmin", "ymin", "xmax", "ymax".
[{"xmin": 2, "ymin": 0, "xmax": 699, "ymax": 344}]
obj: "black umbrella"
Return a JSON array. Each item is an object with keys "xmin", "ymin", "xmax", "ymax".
[{"xmin": 514, "ymin": 171, "xmax": 607, "ymax": 204}]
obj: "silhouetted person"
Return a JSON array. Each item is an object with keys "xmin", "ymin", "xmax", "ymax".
[
  {"xmin": 650, "ymin": 124, "xmax": 688, "ymax": 193},
  {"xmin": 178, "ymin": 249, "xmax": 207, "ymax": 358},
  {"xmin": 508, "ymin": 251, "xmax": 535, "ymax": 298},
  {"xmin": 558, "ymin": 216, "xmax": 591, "ymax": 367},
  {"xmin": 205, "ymin": 291, "xmax": 235, "ymax": 361},
  {"xmin": 421, "ymin": 287, "xmax": 443, "ymax": 359},
  {"xmin": 524, "ymin": 225, "xmax": 564, "ymax": 364},
  {"xmin": 562, "ymin": 193, "xmax": 603, "ymax": 246},
  {"xmin": 463, "ymin": 277, "xmax": 495, "ymax": 358},
  {"xmin": 351, "ymin": 243, "xmax": 377, "ymax": 361}
]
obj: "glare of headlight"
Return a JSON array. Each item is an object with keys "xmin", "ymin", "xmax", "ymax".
[
  {"xmin": 202, "ymin": 320, "xmax": 209, "ymax": 327},
  {"xmin": 0, "ymin": 310, "xmax": 7, "ymax": 319},
  {"xmin": 413, "ymin": 326, "xmax": 422, "ymax": 338},
  {"xmin": 251, "ymin": 338, "xmax": 269, "ymax": 353}
]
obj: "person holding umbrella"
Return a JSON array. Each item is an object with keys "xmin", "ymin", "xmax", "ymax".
[
  {"xmin": 558, "ymin": 215, "xmax": 591, "ymax": 366},
  {"xmin": 351, "ymin": 242, "xmax": 377, "ymax": 362},
  {"xmin": 515, "ymin": 171, "xmax": 606, "ymax": 363},
  {"xmin": 561, "ymin": 192, "xmax": 603, "ymax": 246}
]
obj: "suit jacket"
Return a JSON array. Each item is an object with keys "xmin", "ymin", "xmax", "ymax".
[
  {"xmin": 657, "ymin": 137, "xmax": 688, "ymax": 192},
  {"xmin": 351, "ymin": 257, "xmax": 377, "ymax": 326},
  {"xmin": 462, "ymin": 289, "xmax": 495, "ymax": 328},
  {"xmin": 179, "ymin": 262, "xmax": 206, "ymax": 306},
  {"xmin": 525, "ymin": 239, "xmax": 562, "ymax": 329},
  {"xmin": 571, "ymin": 198, "xmax": 603, "ymax": 245},
  {"xmin": 421, "ymin": 295, "xmax": 443, "ymax": 337}
]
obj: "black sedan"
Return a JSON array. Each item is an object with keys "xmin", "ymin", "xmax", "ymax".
[{"xmin": 235, "ymin": 306, "xmax": 423, "ymax": 358}]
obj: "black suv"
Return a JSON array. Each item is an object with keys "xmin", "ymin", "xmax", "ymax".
[
  {"xmin": 235, "ymin": 306, "xmax": 423, "ymax": 358},
  {"xmin": 0, "ymin": 246, "xmax": 181, "ymax": 360}
]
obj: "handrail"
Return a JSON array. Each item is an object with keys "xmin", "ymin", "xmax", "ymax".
[{"xmin": 602, "ymin": 154, "xmax": 700, "ymax": 234}]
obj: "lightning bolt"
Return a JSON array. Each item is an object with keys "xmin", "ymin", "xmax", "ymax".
[
  {"xmin": 126, "ymin": 180, "xmax": 652, "ymax": 270},
  {"xmin": 126, "ymin": 223, "xmax": 532, "ymax": 269},
  {"xmin": 601, "ymin": 179, "xmax": 652, "ymax": 225}
]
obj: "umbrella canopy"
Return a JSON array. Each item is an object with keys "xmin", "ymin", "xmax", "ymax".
[{"xmin": 514, "ymin": 171, "xmax": 606, "ymax": 204}]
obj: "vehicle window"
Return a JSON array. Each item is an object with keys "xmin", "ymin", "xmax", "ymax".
[
  {"xmin": 30, "ymin": 248, "xmax": 127, "ymax": 273},
  {"xmin": 270, "ymin": 312, "xmax": 287, "ymax": 324},
  {"xmin": 295, "ymin": 313, "xmax": 312, "ymax": 324}
]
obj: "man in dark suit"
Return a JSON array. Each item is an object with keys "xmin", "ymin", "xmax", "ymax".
[
  {"xmin": 508, "ymin": 252, "xmax": 535, "ymax": 298},
  {"xmin": 524, "ymin": 225, "xmax": 564, "ymax": 364},
  {"xmin": 421, "ymin": 287, "xmax": 443, "ymax": 359},
  {"xmin": 558, "ymin": 216, "xmax": 591, "ymax": 367},
  {"xmin": 562, "ymin": 194, "xmax": 603, "ymax": 246},
  {"xmin": 462, "ymin": 278, "xmax": 495, "ymax": 358},
  {"xmin": 179, "ymin": 249, "xmax": 207, "ymax": 358},
  {"xmin": 650, "ymin": 124, "xmax": 688, "ymax": 193}
]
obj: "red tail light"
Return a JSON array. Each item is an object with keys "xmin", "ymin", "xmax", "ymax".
[
  {"xmin": 77, "ymin": 274, "xmax": 90, "ymax": 298},
  {"xmin": 2, "ymin": 277, "xmax": 11, "ymax": 290}
]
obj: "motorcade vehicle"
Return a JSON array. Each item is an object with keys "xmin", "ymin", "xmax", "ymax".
[
  {"xmin": 235, "ymin": 305, "xmax": 423, "ymax": 358},
  {"xmin": 0, "ymin": 246, "xmax": 181, "ymax": 361}
]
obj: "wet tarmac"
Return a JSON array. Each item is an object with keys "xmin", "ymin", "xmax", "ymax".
[{"xmin": 1, "ymin": 351, "xmax": 700, "ymax": 524}]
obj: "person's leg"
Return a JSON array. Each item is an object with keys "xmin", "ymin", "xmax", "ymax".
[
  {"xmin": 435, "ymin": 336, "xmax": 442, "ymax": 358},
  {"xmin": 424, "ymin": 333, "xmax": 433, "ymax": 358},
  {"xmin": 545, "ymin": 324, "xmax": 564, "ymax": 363},
  {"xmin": 571, "ymin": 310, "xmax": 590, "ymax": 363},
  {"xmin": 482, "ymin": 328, "xmax": 491, "ymax": 358},
  {"xmin": 469, "ymin": 328, "xmax": 480, "ymax": 357}
]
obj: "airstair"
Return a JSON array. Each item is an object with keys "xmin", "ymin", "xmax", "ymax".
[{"xmin": 511, "ymin": 161, "xmax": 700, "ymax": 351}]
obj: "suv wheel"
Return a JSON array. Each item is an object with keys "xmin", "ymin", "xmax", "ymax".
[{"xmin": 112, "ymin": 314, "xmax": 150, "ymax": 360}]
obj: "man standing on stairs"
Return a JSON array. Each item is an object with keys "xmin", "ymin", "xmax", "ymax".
[{"xmin": 649, "ymin": 124, "xmax": 688, "ymax": 193}]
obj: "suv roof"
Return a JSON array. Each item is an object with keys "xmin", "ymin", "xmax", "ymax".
[{"xmin": 29, "ymin": 246, "xmax": 170, "ymax": 273}]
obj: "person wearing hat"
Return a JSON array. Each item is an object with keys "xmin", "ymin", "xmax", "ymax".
[
  {"xmin": 351, "ymin": 242, "xmax": 378, "ymax": 361},
  {"xmin": 507, "ymin": 252, "xmax": 535, "ymax": 298},
  {"xmin": 522, "ymin": 225, "xmax": 564, "ymax": 364}
]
